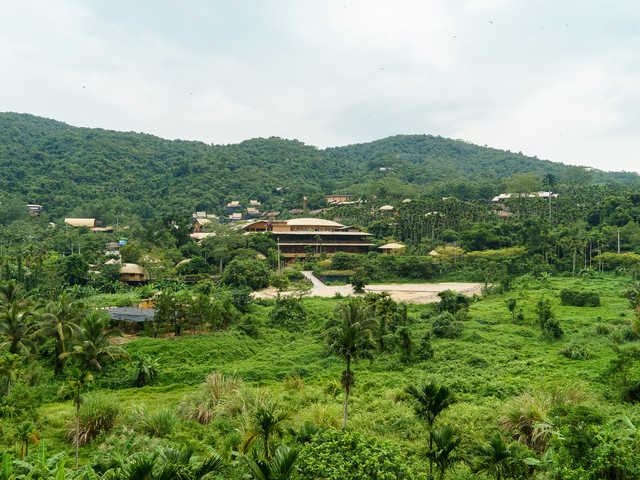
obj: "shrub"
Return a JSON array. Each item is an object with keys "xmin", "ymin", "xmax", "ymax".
[
  {"xmin": 432, "ymin": 312, "xmax": 463, "ymax": 339},
  {"xmin": 437, "ymin": 289, "xmax": 471, "ymax": 314},
  {"xmin": 132, "ymin": 405, "xmax": 178, "ymax": 438},
  {"xmin": 295, "ymin": 429, "xmax": 415, "ymax": 480},
  {"xmin": 536, "ymin": 298, "xmax": 563, "ymax": 340},
  {"xmin": 268, "ymin": 295, "xmax": 306, "ymax": 330},
  {"xmin": 560, "ymin": 289, "xmax": 601, "ymax": 307},
  {"xmin": 66, "ymin": 393, "xmax": 120, "ymax": 446},
  {"xmin": 179, "ymin": 372, "xmax": 243, "ymax": 424},
  {"xmin": 561, "ymin": 343, "xmax": 591, "ymax": 360},
  {"xmin": 500, "ymin": 382, "xmax": 589, "ymax": 452},
  {"xmin": 236, "ymin": 314, "xmax": 262, "ymax": 338},
  {"xmin": 418, "ymin": 331, "xmax": 434, "ymax": 360}
]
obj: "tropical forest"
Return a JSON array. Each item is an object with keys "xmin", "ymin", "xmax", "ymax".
[{"xmin": 2, "ymin": 112, "xmax": 640, "ymax": 479}]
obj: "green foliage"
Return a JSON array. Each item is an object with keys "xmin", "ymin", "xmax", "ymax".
[
  {"xmin": 535, "ymin": 298, "xmax": 563, "ymax": 340},
  {"xmin": 178, "ymin": 371, "xmax": 243, "ymax": 424},
  {"xmin": 561, "ymin": 343, "xmax": 591, "ymax": 360},
  {"xmin": 437, "ymin": 289, "xmax": 471, "ymax": 315},
  {"xmin": 133, "ymin": 353, "xmax": 159, "ymax": 387},
  {"xmin": 469, "ymin": 433, "xmax": 530, "ymax": 480},
  {"xmin": 176, "ymin": 256, "xmax": 210, "ymax": 276},
  {"xmin": 295, "ymin": 429, "xmax": 415, "ymax": 480},
  {"xmin": 559, "ymin": 288, "xmax": 601, "ymax": 307},
  {"xmin": 431, "ymin": 312, "xmax": 463, "ymax": 339},
  {"xmin": 132, "ymin": 405, "xmax": 178, "ymax": 438},
  {"xmin": 67, "ymin": 392, "xmax": 120, "ymax": 446},
  {"xmin": 221, "ymin": 258, "xmax": 270, "ymax": 290},
  {"xmin": 500, "ymin": 382, "xmax": 589, "ymax": 452},
  {"xmin": 239, "ymin": 402, "xmax": 291, "ymax": 460},
  {"xmin": 63, "ymin": 254, "xmax": 89, "ymax": 286},
  {"xmin": 268, "ymin": 295, "xmax": 306, "ymax": 331},
  {"xmin": 350, "ymin": 268, "xmax": 368, "ymax": 294}
]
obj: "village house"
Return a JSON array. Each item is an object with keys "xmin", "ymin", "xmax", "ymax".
[
  {"xmin": 243, "ymin": 218, "xmax": 375, "ymax": 262},
  {"xmin": 118, "ymin": 263, "xmax": 149, "ymax": 283}
]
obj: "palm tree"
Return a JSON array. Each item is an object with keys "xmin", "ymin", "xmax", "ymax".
[
  {"xmin": 59, "ymin": 311, "xmax": 130, "ymax": 371},
  {"xmin": 16, "ymin": 420, "xmax": 39, "ymax": 459},
  {"xmin": 406, "ymin": 381, "xmax": 454, "ymax": 476},
  {"xmin": 0, "ymin": 280, "xmax": 25, "ymax": 308},
  {"xmin": 157, "ymin": 445, "xmax": 226, "ymax": 480},
  {"xmin": 0, "ymin": 352, "xmax": 22, "ymax": 396},
  {"xmin": 543, "ymin": 173, "xmax": 557, "ymax": 223},
  {"xmin": 241, "ymin": 445, "xmax": 299, "ymax": 480},
  {"xmin": 240, "ymin": 402, "xmax": 291, "ymax": 460},
  {"xmin": 133, "ymin": 353, "xmax": 159, "ymax": 387},
  {"xmin": 325, "ymin": 298, "xmax": 377, "ymax": 427},
  {"xmin": 0, "ymin": 301, "xmax": 36, "ymax": 359},
  {"xmin": 427, "ymin": 425, "xmax": 461, "ymax": 480},
  {"xmin": 32, "ymin": 292, "xmax": 84, "ymax": 375},
  {"xmin": 469, "ymin": 433, "xmax": 526, "ymax": 480},
  {"xmin": 66, "ymin": 366, "xmax": 93, "ymax": 469}
]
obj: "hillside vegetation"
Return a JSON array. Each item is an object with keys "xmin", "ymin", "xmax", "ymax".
[{"xmin": 1, "ymin": 112, "xmax": 638, "ymax": 225}]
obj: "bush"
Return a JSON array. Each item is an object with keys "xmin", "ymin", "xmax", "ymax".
[
  {"xmin": 268, "ymin": 295, "xmax": 306, "ymax": 331},
  {"xmin": 295, "ymin": 429, "xmax": 415, "ymax": 480},
  {"xmin": 536, "ymin": 298, "xmax": 563, "ymax": 340},
  {"xmin": 561, "ymin": 343, "xmax": 591, "ymax": 360},
  {"xmin": 437, "ymin": 289, "xmax": 471, "ymax": 314},
  {"xmin": 432, "ymin": 312, "xmax": 463, "ymax": 339},
  {"xmin": 560, "ymin": 289, "xmax": 601, "ymax": 307},
  {"xmin": 132, "ymin": 405, "xmax": 178, "ymax": 438},
  {"xmin": 179, "ymin": 372, "xmax": 243, "ymax": 424},
  {"xmin": 66, "ymin": 393, "xmax": 120, "ymax": 446},
  {"xmin": 220, "ymin": 258, "xmax": 270, "ymax": 290}
]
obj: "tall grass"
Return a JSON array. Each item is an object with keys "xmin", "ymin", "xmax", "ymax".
[
  {"xmin": 178, "ymin": 371, "xmax": 244, "ymax": 423},
  {"xmin": 131, "ymin": 404, "xmax": 178, "ymax": 438},
  {"xmin": 499, "ymin": 381, "xmax": 590, "ymax": 451},
  {"xmin": 66, "ymin": 393, "xmax": 120, "ymax": 446}
]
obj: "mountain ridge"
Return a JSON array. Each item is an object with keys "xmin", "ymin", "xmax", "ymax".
[{"xmin": 0, "ymin": 112, "xmax": 637, "ymax": 223}]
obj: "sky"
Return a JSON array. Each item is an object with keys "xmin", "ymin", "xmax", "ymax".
[{"xmin": 2, "ymin": 0, "xmax": 639, "ymax": 173}]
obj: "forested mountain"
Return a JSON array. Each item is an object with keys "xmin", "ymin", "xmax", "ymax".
[{"xmin": 0, "ymin": 112, "xmax": 637, "ymax": 224}]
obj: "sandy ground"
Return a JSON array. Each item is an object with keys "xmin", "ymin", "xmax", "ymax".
[{"xmin": 253, "ymin": 280, "xmax": 484, "ymax": 304}]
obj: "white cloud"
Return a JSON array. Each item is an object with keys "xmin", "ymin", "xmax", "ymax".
[{"xmin": 1, "ymin": 0, "xmax": 639, "ymax": 173}]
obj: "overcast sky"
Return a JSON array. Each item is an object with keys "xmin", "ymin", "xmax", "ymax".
[{"xmin": 2, "ymin": 0, "xmax": 639, "ymax": 173}]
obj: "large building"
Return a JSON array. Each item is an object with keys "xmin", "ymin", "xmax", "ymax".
[{"xmin": 243, "ymin": 218, "xmax": 375, "ymax": 262}]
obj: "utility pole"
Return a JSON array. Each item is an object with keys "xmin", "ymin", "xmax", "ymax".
[{"xmin": 618, "ymin": 228, "xmax": 621, "ymax": 254}]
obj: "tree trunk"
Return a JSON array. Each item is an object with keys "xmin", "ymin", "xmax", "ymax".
[
  {"xmin": 429, "ymin": 427, "xmax": 434, "ymax": 477},
  {"xmin": 343, "ymin": 359, "xmax": 350, "ymax": 428},
  {"xmin": 75, "ymin": 401, "xmax": 80, "ymax": 469}
]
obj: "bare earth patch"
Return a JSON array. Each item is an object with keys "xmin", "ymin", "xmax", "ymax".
[{"xmin": 253, "ymin": 282, "xmax": 484, "ymax": 304}]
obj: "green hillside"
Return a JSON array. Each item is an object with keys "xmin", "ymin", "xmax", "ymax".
[{"xmin": 0, "ymin": 112, "xmax": 637, "ymax": 224}]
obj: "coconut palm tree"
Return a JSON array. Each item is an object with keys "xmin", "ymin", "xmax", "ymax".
[
  {"xmin": 0, "ymin": 280, "xmax": 25, "ymax": 308},
  {"xmin": 32, "ymin": 292, "xmax": 84, "ymax": 375},
  {"xmin": 59, "ymin": 311, "xmax": 130, "ymax": 371},
  {"xmin": 240, "ymin": 402, "xmax": 291, "ymax": 460},
  {"xmin": 66, "ymin": 367, "xmax": 93, "ymax": 469},
  {"xmin": 406, "ymin": 381, "xmax": 454, "ymax": 476},
  {"xmin": 469, "ymin": 433, "xmax": 526, "ymax": 480},
  {"xmin": 325, "ymin": 298, "xmax": 377, "ymax": 427},
  {"xmin": 0, "ymin": 352, "xmax": 22, "ymax": 396},
  {"xmin": 0, "ymin": 301, "xmax": 36, "ymax": 359}
]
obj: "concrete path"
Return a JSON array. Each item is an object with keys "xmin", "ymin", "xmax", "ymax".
[{"xmin": 300, "ymin": 271, "xmax": 326, "ymax": 288}]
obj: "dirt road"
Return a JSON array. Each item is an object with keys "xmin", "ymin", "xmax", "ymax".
[{"xmin": 253, "ymin": 273, "xmax": 484, "ymax": 304}]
